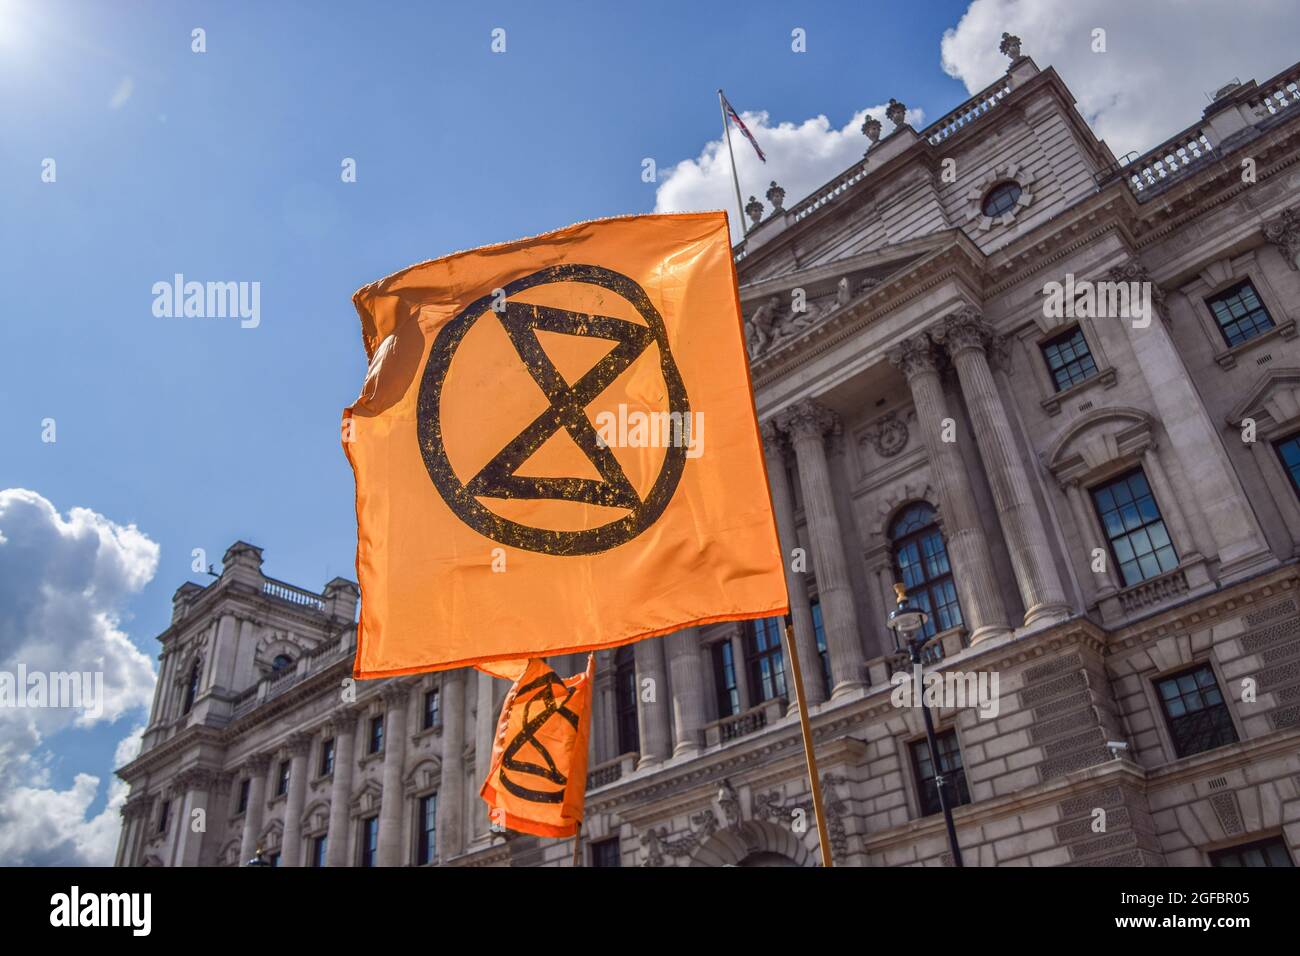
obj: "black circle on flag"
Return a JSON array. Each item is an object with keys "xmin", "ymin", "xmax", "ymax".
[{"xmin": 416, "ymin": 264, "xmax": 690, "ymax": 556}]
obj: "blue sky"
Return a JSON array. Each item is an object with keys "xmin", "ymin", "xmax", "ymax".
[
  {"xmin": 0, "ymin": 0, "xmax": 974, "ymax": 848},
  {"xmin": 6, "ymin": 0, "xmax": 1297, "ymax": 862}
]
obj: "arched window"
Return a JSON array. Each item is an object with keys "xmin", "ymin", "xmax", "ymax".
[
  {"xmin": 182, "ymin": 659, "xmax": 201, "ymax": 714},
  {"xmin": 890, "ymin": 503, "xmax": 962, "ymax": 640},
  {"xmin": 981, "ymin": 181, "xmax": 1022, "ymax": 218},
  {"xmin": 271, "ymin": 654, "xmax": 293, "ymax": 673},
  {"xmin": 613, "ymin": 646, "xmax": 639, "ymax": 756}
]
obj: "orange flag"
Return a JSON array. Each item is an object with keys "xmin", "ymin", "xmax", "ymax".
[
  {"xmin": 480, "ymin": 656, "xmax": 593, "ymax": 838},
  {"xmin": 343, "ymin": 212, "xmax": 788, "ymax": 677}
]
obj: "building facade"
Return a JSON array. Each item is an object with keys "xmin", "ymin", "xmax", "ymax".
[{"xmin": 116, "ymin": 39, "xmax": 1300, "ymax": 868}]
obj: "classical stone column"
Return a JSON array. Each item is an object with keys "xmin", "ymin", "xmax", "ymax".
[
  {"xmin": 634, "ymin": 636, "xmax": 671, "ymax": 767},
  {"xmin": 887, "ymin": 334, "xmax": 1011, "ymax": 644},
  {"xmin": 280, "ymin": 733, "xmax": 312, "ymax": 867},
  {"xmin": 173, "ymin": 768, "xmax": 214, "ymax": 867},
  {"xmin": 760, "ymin": 421, "xmax": 826, "ymax": 705},
  {"xmin": 238, "ymin": 753, "xmax": 271, "ymax": 864},
  {"xmin": 775, "ymin": 399, "xmax": 865, "ymax": 696},
  {"xmin": 665, "ymin": 628, "xmax": 706, "ymax": 756},
  {"xmin": 1109, "ymin": 260, "xmax": 1272, "ymax": 579},
  {"xmin": 325, "ymin": 709, "xmax": 358, "ymax": 866},
  {"xmin": 1062, "ymin": 480, "xmax": 1121, "ymax": 601},
  {"xmin": 376, "ymin": 684, "xmax": 410, "ymax": 866},
  {"xmin": 474, "ymin": 670, "xmax": 497, "ymax": 839},
  {"xmin": 437, "ymin": 669, "xmax": 467, "ymax": 861},
  {"xmin": 593, "ymin": 652, "xmax": 616, "ymax": 761},
  {"xmin": 933, "ymin": 308, "xmax": 1070, "ymax": 627},
  {"xmin": 727, "ymin": 624, "xmax": 752, "ymax": 709}
]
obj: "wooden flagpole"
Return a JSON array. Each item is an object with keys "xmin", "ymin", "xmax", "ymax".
[
  {"xmin": 783, "ymin": 622, "xmax": 834, "ymax": 867},
  {"xmin": 571, "ymin": 821, "xmax": 583, "ymax": 867}
]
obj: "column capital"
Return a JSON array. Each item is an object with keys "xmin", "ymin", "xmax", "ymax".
[
  {"xmin": 241, "ymin": 752, "xmax": 272, "ymax": 775},
  {"xmin": 886, "ymin": 333, "xmax": 940, "ymax": 381},
  {"xmin": 380, "ymin": 681, "xmax": 411, "ymax": 707},
  {"xmin": 932, "ymin": 306, "xmax": 993, "ymax": 357},
  {"xmin": 285, "ymin": 732, "xmax": 314, "ymax": 757},
  {"xmin": 174, "ymin": 767, "xmax": 216, "ymax": 791},
  {"xmin": 1105, "ymin": 258, "xmax": 1167, "ymax": 313},
  {"xmin": 775, "ymin": 398, "xmax": 838, "ymax": 442},
  {"xmin": 759, "ymin": 418, "xmax": 787, "ymax": 456}
]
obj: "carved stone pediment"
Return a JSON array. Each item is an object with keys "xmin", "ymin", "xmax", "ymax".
[
  {"xmin": 1226, "ymin": 367, "xmax": 1300, "ymax": 437},
  {"xmin": 1044, "ymin": 406, "xmax": 1156, "ymax": 485}
]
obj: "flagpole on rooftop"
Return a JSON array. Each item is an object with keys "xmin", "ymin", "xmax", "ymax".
[{"xmin": 718, "ymin": 89, "xmax": 749, "ymax": 236}]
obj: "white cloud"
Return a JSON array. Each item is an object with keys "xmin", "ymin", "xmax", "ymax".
[
  {"xmin": 654, "ymin": 104, "xmax": 925, "ymax": 243},
  {"xmin": 0, "ymin": 489, "xmax": 158, "ymax": 865},
  {"xmin": 940, "ymin": 0, "xmax": 1300, "ymax": 158}
]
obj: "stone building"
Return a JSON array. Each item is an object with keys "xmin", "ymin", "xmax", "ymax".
[{"xmin": 116, "ymin": 40, "xmax": 1300, "ymax": 868}]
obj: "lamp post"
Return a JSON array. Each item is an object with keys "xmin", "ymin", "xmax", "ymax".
[
  {"xmin": 887, "ymin": 583, "xmax": 965, "ymax": 868},
  {"xmin": 245, "ymin": 845, "xmax": 271, "ymax": 867}
]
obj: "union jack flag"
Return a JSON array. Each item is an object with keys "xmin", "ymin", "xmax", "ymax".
[{"xmin": 721, "ymin": 91, "xmax": 766, "ymax": 162}]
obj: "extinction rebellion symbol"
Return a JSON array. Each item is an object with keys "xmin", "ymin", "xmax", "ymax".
[{"xmin": 417, "ymin": 264, "xmax": 690, "ymax": 556}]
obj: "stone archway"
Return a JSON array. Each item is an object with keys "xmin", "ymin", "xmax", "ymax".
[{"xmin": 689, "ymin": 819, "xmax": 813, "ymax": 867}]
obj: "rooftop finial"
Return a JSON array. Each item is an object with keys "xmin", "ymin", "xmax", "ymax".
[
  {"xmin": 765, "ymin": 180, "xmax": 786, "ymax": 212},
  {"xmin": 999, "ymin": 32, "xmax": 1022, "ymax": 61},
  {"xmin": 745, "ymin": 195, "xmax": 764, "ymax": 226},
  {"xmin": 885, "ymin": 98, "xmax": 907, "ymax": 128}
]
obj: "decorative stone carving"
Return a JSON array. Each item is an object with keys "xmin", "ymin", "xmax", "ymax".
[
  {"xmin": 860, "ymin": 410, "xmax": 910, "ymax": 458},
  {"xmin": 775, "ymin": 398, "xmax": 838, "ymax": 442},
  {"xmin": 1106, "ymin": 260, "xmax": 1167, "ymax": 314},
  {"xmin": 885, "ymin": 98, "xmax": 907, "ymax": 127},
  {"xmin": 744, "ymin": 295, "xmax": 781, "ymax": 359},
  {"xmin": 765, "ymin": 180, "xmax": 785, "ymax": 213},
  {"xmin": 640, "ymin": 808, "xmax": 718, "ymax": 867},
  {"xmin": 886, "ymin": 333, "xmax": 940, "ymax": 381},
  {"xmin": 836, "ymin": 276, "xmax": 851, "ymax": 306},
  {"xmin": 745, "ymin": 195, "xmax": 764, "ymax": 226},
  {"xmin": 965, "ymin": 161, "xmax": 1036, "ymax": 231},
  {"xmin": 752, "ymin": 774, "xmax": 849, "ymax": 862},
  {"xmin": 758, "ymin": 418, "xmax": 785, "ymax": 454},
  {"xmin": 1263, "ymin": 207, "xmax": 1300, "ymax": 270},
  {"xmin": 861, "ymin": 114, "xmax": 882, "ymax": 149},
  {"xmin": 933, "ymin": 306, "xmax": 993, "ymax": 356},
  {"xmin": 716, "ymin": 779, "xmax": 741, "ymax": 827},
  {"xmin": 1000, "ymin": 32, "xmax": 1022, "ymax": 61}
]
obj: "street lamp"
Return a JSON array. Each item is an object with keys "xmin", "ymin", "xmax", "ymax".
[
  {"xmin": 886, "ymin": 583, "xmax": 965, "ymax": 868},
  {"xmin": 245, "ymin": 845, "xmax": 271, "ymax": 867}
]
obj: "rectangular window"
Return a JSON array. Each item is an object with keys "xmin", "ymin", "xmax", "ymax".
[
  {"xmin": 237, "ymin": 779, "xmax": 250, "ymax": 815},
  {"xmin": 1091, "ymin": 468, "xmax": 1179, "ymax": 587},
  {"xmin": 614, "ymin": 651, "xmax": 639, "ymax": 756},
  {"xmin": 360, "ymin": 816, "xmax": 379, "ymax": 868},
  {"xmin": 1155, "ymin": 664, "xmax": 1238, "ymax": 758},
  {"xmin": 423, "ymin": 689, "xmax": 440, "ymax": 731},
  {"xmin": 1207, "ymin": 279, "xmax": 1275, "ymax": 348},
  {"xmin": 417, "ymin": 794, "xmax": 438, "ymax": 865},
  {"xmin": 746, "ymin": 617, "xmax": 787, "ymax": 703},
  {"xmin": 369, "ymin": 715, "xmax": 384, "ymax": 755},
  {"xmin": 319, "ymin": 738, "xmax": 335, "ymax": 777},
  {"xmin": 1041, "ymin": 326, "xmax": 1098, "ymax": 392},
  {"xmin": 811, "ymin": 600, "xmax": 831, "ymax": 698},
  {"xmin": 1209, "ymin": 836, "xmax": 1294, "ymax": 868},
  {"xmin": 311, "ymin": 835, "xmax": 328, "ymax": 868},
  {"xmin": 711, "ymin": 639, "xmax": 740, "ymax": 718},
  {"xmin": 1276, "ymin": 435, "xmax": 1300, "ymax": 499},
  {"xmin": 590, "ymin": 838, "xmax": 621, "ymax": 868},
  {"xmin": 157, "ymin": 799, "xmax": 170, "ymax": 834},
  {"xmin": 910, "ymin": 731, "xmax": 971, "ymax": 817},
  {"xmin": 276, "ymin": 760, "xmax": 291, "ymax": 797}
]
